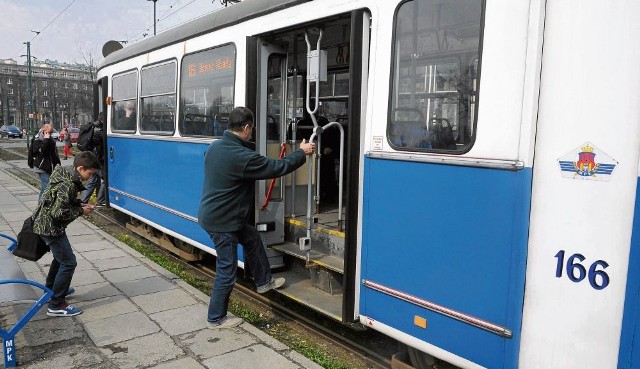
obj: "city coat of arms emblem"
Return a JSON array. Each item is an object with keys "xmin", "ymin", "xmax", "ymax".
[{"xmin": 558, "ymin": 142, "xmax": 617, "ymax": 181}]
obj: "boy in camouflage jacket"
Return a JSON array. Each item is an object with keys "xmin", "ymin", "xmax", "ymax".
[{"xmin": 33, "ymin": 151, "xmax": 100, "ymax": 317}]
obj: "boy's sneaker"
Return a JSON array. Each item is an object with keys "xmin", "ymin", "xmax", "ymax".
[
  {"xmin": 47, "ymin": 301, "xmax": 82, "ymax": 317},
  {"xmin": 208, "ymin": 315, "xmax": 243, "ymax": 329},
  {"xmin": 65, "ymin": 287, "xmax": 75, "ymax": 297},
  {"xmin": 256, "ymin": 277, "xmax": 285, "ymax": 294}
]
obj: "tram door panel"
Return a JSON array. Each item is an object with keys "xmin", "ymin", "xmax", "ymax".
[{"xmin": 256, "ymin": 44, "xmax": 288, "ymax": 247}]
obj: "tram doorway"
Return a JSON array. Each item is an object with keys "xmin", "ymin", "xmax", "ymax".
[{"xmin": 251, "ymin": 11, "xmax": 369, "ymax": 322}]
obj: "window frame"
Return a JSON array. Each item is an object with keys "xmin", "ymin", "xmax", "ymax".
[
  {"xmin": 140, "ymin": 58, "xmax": 178, "ymax": 136},
  {"xmin": 111, "ymin": 68, "xmax": 139, "ymax": 134},
  {"xmin": 386, "ymin": 0, "xmax": 485, "ymax": 155},
  {"xmin": 178, "ymin": 43, "xmax": 237, "ymax": 138}
]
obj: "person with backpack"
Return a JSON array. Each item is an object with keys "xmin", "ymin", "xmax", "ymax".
[
  {"xmin": 28, "ymin": 123, "xmax": 61, "ymax": 201},
  {"xmin": 78, "ymin": 113, "xmax": 106, "ymax": 205},
  {"xmin": 62, "ymin": 127, "xmax": 75, "ymax": 160}
]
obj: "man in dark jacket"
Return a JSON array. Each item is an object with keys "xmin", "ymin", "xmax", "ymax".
[
  {"xmin": 28, "ymin": 123, "xmax": 61, "ymax": 201},
  {"xmin": 198, "ymin": 106, "xmax": 314, "ymax": 328},
  {"xmin": 80, "ymin": 113, "xmax": 106, "ymax": 205}
]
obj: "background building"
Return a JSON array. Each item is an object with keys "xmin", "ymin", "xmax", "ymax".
[{"xmin": 0, "ymin": 58, "xmax": 94, "ymax": 131}]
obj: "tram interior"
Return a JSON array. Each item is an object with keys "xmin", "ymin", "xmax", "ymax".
[{"xmin": 258, "ymin": 16, "xmax": 354, "ymax": 319}]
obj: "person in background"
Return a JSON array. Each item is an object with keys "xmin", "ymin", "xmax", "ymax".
[
  {"xmin": 62, "ymin": 127, "xmax": 75, "ymax": 160},
  {"xmin": 122, "ymin": 101, "xmax": 136, "ymax": 130},
  {"xmin": 28, "ymin": 123, "xmax": 61, "ymax": 201},
  {"xmin": 80, "ymin": 113, "xmax": 106, "ymax": 205},
  {"xmin": 33, "ymin": 151, "xmax": 100, "ymax": 317},
  {"xmin": 198, "ymin": 106, "xmax": 315, "ymax": 328}
]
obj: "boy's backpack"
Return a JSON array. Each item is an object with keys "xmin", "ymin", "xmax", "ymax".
[{"xmin": 77, "ymin": 121, "xmax": 101, "ymax": 152}]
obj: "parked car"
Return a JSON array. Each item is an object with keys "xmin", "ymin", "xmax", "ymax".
[
  {"xmin": 0, "ymin": 125, "xmax": 23, "ymax": 138},
  {"xmin": 58, "ymin": 127, "xmax": 80, "ymax": 142},
  {"xmin": 50, "ymin": 129, "xmax": 60, "ymax": 140}
]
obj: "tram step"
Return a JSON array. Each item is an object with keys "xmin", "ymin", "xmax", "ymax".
[
  {"xmin": 271, "ymin": 269, "xmax": 343, "ymax": 321},
  {"xmin": 285, "ymin": 218, "xmax": 345, "ymax": 260},
  {"xmin": 271, "ymin": 242, "xmax": 344, "ymax": 274}
]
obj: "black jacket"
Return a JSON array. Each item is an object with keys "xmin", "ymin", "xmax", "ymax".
[
  {"xmin": 28, "ymin": 137, "xmax": 61, "ymax": 174},
  {"xmin": 198, "ymin": 131, "xmax": 306, "ymax": 232}
]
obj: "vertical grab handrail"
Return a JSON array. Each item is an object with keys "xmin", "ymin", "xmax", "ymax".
[
  {"xmin": 311, "ymin": 122, "xmax": 344, "ymax": 225},
  {"xmin": 303, "ymin": 29, "xmax": 324, "ymax": 252}
]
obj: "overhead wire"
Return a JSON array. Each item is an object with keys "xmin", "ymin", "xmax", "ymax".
[
  {"xmin": 126, "ymin": 0, "xmax": 215, "ymax": 44},
  {"xmin": 11, "ymin": 0, "xmax": 80, "ymax": 58}
]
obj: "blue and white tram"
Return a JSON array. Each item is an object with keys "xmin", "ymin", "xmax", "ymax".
[{"xmin": 95, "ymin": 0, "xmax": 640, "ymax": 367}]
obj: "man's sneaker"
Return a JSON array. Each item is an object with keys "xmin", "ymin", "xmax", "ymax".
[
  {"xmin": 47, "ymin": 302, "xmax": 82, "ymax": 317},
  {"xmin": 256, "ymin": 277, "xmax": 285, "ymax": 294},
  {"xmin": 208, "ymin": 315, "xmax": 243, "ymax": 329},
  {"xmin": 65, "ymin": 287, "xmax": 75, "ymax": 297}
]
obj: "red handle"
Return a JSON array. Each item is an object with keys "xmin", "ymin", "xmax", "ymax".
[{"xmin": 261, "ymin": 143, "xmax": 287, "ymax": 209}]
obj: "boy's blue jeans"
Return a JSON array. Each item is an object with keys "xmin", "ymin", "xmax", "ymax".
[
  {"xmin": 41, "ymin": 233, "xmax": 77, "ymax": 308},
  {"xmin": 207, "ymin": 225, "xmax": 272, "ymax": 322}
]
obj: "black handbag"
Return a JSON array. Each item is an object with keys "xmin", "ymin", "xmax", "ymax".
[{"xmin": 14, "ymin": 209, "xmax": 49, "ymax": 261}]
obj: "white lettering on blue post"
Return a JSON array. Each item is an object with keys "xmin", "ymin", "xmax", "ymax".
[{"xmin": 5, "ymin": 338, "xmax": 15, "ymax": 364}]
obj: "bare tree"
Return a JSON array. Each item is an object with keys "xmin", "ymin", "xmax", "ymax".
[{"xmin": 76, "ymin": 46, "xmax": 102, "ymax": 82}]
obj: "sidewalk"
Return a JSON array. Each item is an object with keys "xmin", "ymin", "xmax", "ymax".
[{"xmin": 0, "ymin": 164, "xmax": 323, "ymax": 369}]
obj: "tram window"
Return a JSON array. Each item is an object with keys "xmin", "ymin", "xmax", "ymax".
[
  {"xmin": 179, "ymin": 44, "xmax": 236, "ymax": 137},
  {"xmin": 112, "ymin": 70, "xmax": 138, "ymax": 133},
  {"xmin": 388, "ymin": 0, "xmax": 482, "ymax": 152},
  {"xmin": 140, "ymin": 61, "xmax": 177, "ymax": 135}
]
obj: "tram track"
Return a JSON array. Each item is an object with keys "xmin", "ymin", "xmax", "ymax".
[{"xmin": 0, "ymin": 143, "xmax": 395, "ymax": 369}]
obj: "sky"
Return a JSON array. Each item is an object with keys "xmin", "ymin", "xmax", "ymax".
[{"xmin": 0, "ymin": 0, "xmax": 227, "ymax": 66}]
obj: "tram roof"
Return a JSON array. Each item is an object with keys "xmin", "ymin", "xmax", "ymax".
[{"xmin": 99, "ymin": 0, "xmax": 310, "ymax": 70}]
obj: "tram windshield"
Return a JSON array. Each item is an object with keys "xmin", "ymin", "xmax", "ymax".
[{"xmin": 388, "ymin": 0, "xmax": 483, "ymax": 152}]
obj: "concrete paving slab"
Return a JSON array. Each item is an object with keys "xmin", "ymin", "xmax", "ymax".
[
  {"xmin": 131, "ymin": 287, "xmax": 199, "ymax": 314},
  {"xmin": 84, "ymin": 311, "xmax": 160, "ymax": 347},
  {"xmin": 0, "ymin": 204, "xmax": 29, "ymax": 213},
  {"xmin": 75, "ymin": 295, "xmax": 140, "ymax": 323},
  {"xmin": 102, "ymin": 264, "xmax": 157, "ymax": 284},
  {"xmin": 68, "ymin": 233, "xmax": 105, "ymax": 245},
  {"xmin": 202, "ymin": 344, "xmax": 301, "ymax": 369},
  {"xmin": 72, "ymin": 269, "xmax": 107, "ymax": 286},
  {"xmin": 65, "ymin": 222, "xmax": 97, "ymax": 236},
  {"xmin": 99, "ymin": 332, "xmax": 184, "ymax": 369},
  {"xmin": 92, "ymin": 256, "xmax": 141, "ymax": 271},
  {"xmin": 81, "ymin": 248, "xmax": 129, "ymax": 261},
  {"xmin": 150, "ymin": 357, "xmax": 206, "ymax": 369},
  {"xmin": 115, "ymin": 276, "xmax": 177, "ymax": 297},
  {"xmin": 149, "ymin": 304, "xmax": 209, "ymax": 336},
  {"xmin": 19, "ymin": 315, "xmax": 85, "ymax": 347},
  {"xmin": 1, "ymin": 210, "xmax": 31, "ymax": 222},
  {"xmin": 178, "ymin": 324, "xmax": 258, "ymax": 360},
  {"xmin": 70, "ymin": 281, "xmax": 122, "ymax": 302},
  {"xmin": 73, "ymin": 239, "xmax": 115, "ymax": 252},
  {"xmin": 16, "ymin": 343, "xmax": 106, "ymax": 369}
]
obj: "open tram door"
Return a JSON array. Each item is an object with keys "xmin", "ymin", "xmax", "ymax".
[
  {"xmin": 249, "ymin": 10, "xmax": 370, "ymax": 323},
  {"xmin": 94, "ymin": 76, "xmax": 109, "ymax": 207}
]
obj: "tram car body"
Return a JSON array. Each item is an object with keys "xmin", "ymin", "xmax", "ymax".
[{"xmin": 95, "ymin": 0, "xmax": 640, "ymax": 368}]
